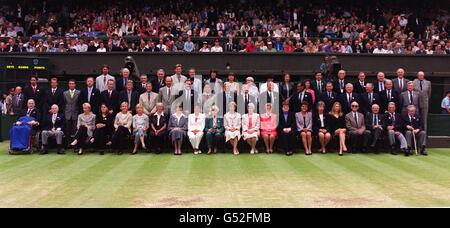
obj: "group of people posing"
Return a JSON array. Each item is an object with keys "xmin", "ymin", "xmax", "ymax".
[{"xmin": 10, "ymin": 64, "xmax": 431, "ymax": 156}]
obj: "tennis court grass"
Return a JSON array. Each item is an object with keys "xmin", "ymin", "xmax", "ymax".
[{"xmin": 1, "ymin": 142, "xmax": 449, "ymax": 208}]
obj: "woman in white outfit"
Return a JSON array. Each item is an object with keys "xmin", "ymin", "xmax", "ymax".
[
  {"xmin": 224, "ymin": 102, "xmax": 241, "ymax": 155},
  {"xmin": 188, "ymin": 105, "xmax": 206, "ymax": 154},
  {"xmin": 242, "ymin": 103, "xmax": 260, "ymax": 154}
]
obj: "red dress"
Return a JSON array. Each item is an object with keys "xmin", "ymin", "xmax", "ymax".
[{"xmin": 260, "ymin": 113, "xmax": 278, "ymax": 137}]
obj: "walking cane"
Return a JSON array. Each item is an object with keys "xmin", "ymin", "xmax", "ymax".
[{"xmin": 412, "ymin": 129, "xmax": 418, "ymax": 156}]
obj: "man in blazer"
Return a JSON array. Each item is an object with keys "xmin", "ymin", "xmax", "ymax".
[
  {"xmin": 339, "ymin": 83, "xmax": 360, "ymax": 114},
  {"xmin": 135, "ymin": 74, "xmax": 149, "ymax": 95},
  {"xmin": 364, "ymin": 104, "xmax": 384, "ymax": 152},
  {"xmin": 237, "ymin": 84, "xmax": 257, "ymax": 114},
  {"xmin": 100, "ymin": 79, "xmax": 120, "ymax": 114},
  {"xmin": 120, "ymin": 80, "xmax": 140, "ymax": 114},
  {"xmin": 383, "ymin": 102, "xmax": 408, "ymax": 155},
  {"xmin": 79, "ymin": 77, "xmax": 101, "ymax": 115},
  {"xmin": 20, "ymin": 99, "xmax": 41, "ymax": 133},
  {"xmin": 345, "ymin": 101, "xmax": 370, "ymax": 153},
  {"xmin": 158, "ymin": 76, "xmax": 178, "ymax": 115},
  {"xmin": 379, "ymin": 79, "xmax": 399, "ymax": 113},
  {"xmin": 63, "ymin": 79, "xmax": 81, "ymax": 137},
  {"xmin": 11, "ymin": 86, "xmax": 25, "ymax": 115},
  {"xmin": 177, "ymin": 80, "xmax": 196, "ymax": 115},
  {"xmin": 392, "ymin": 68, "xmax": 409, "ymax": 94},
  {"xmin": 41, "ymin": 104, "xmax": 65, "ymax": 154},
  {"xmin": 374, "ymin": 72, "xmax": 386, "ymax": 94},
  {"xmin": 259, "ymin": 81, "xmax": 279, "ymax": 114},
  {"xmin": 139, "ymin": 83, "xmax": 158, "ymax": 115},
  {"xmin": 353, "ymin": 72, "xmax": 368, "ymax": 94},
  {"xmin": 318, "ymin": 82, "xmax": 338, "ymax": 112},
  {"xmin": 402, "ymin": 105, "xmax": 427, "ymax": 156},
  {"xmin": 291, "ymin": 83, "xmax": 313, "ymax": 113},
  {"xmin": 44, "ymin": 78, "xmax": 65, "ymax": 115},
  {"xmin": 360, "ymin": 83, "xmax": 380, "ymax": 115},
  {"xmin": 115, "ymin": 68, "xmax": 131, "ymax": 92},
  {"xmin": 333, "ymin": 70, "xmax": 349, "ymax": 95},
  {"xmin": 413, "ymin": 71, "xmax": 431, "ymax": 131},
  {"xmin": 95, "ymin": 65, "xmax": 115, "ymax": 92},
  {"xmin": 151, "ymin": 69, "xmax": 166, "ymax": 93},
  {"xmin": 23, "ymin": 76, "xmax": 44, "ymax": 111},
  {"xmin": 310, "ymin": 72, "xmax": 326, "ymax": 99},
  {"xmin": 218, "ymin": 83, "xmax": 237, "ymax": 116},
  {"xmin": 277, "ymin": 102, "xmax": 297, "ymax": 155},
  {"xmin": 400, "ymin": 81, "xmax": 421, "ymax": 115}
]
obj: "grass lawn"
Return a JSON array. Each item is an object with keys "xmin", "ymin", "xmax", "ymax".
[{"xmin": 0, "ymin": 142, "xmax": 450, "ymax": 208}]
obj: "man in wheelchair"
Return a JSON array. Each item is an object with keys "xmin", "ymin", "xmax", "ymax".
[{"xmin": 9, "ymin": 99, "xmax": 40, "ymax": 154}]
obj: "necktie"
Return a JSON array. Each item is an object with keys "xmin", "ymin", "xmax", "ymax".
[
  {"xmin": 361, "ymin": 81, "xmax": 364, "ymax": 87},
  {"xmin": 52, "ymin": 89, "xmax": 55, "ymax": 95},
  {"xmin": 354, "ymin": 112, "xmax": 358, "ymax": 127},
  {"xmin": 317, "ymin": 81, "xmax": 321, "ymax": 92},
  {"xmin": 369, "ymin": 93, "xmax": 372, "ymax": 104},
  {"xmin": 388, "ymin": 90, "xmax": 391, "ymax": 100},
  {"xmin": 286, "ymin": 84, "xmax": 290, "ymax": 98},
  {"xmin": 348, "ymin": 93, "xmax": 351, "ymax": 104},
  {"xmin": 128, "ymin": 92, "xmax": 131, "ymax": 104},
  {"xmin": 420, "ymin": 80, "xmax": 423, "ymax": 91},
  {"xmin": 70, "ymin": 90, "xmax": 74, "ymax": 98},
  {"xmin": 33, "ymin": 86, "xmax": 36, "ymax": 93},
  {"xmin": 103, "ymin": 76, "xmax": 106, "ymax": 86},
  {"xmin": 168, "ymin": 87, "xmax": 171, "ymax": 97},
  {"xmin": 328, "ymin": 92, "xmax": 331, "ymax": 99},
  {"xmin": 303, "ymin": 116, "xmax": 307, "ymax": 128},
  {"xmin": 380, "ymin": 82, "xmax": 384, "ymax": 91},
  {"xmin": 248, "ymin": 116, "xmax": 252, "ymax": 129},
  {"xmin": 123, "ymin": 79, "xmax": 126, "ymax": 88},
  {"xmin": 340, "ymin": 80, "xmax": 344, "ymax": 90},
  {"xmin": 409, "ymin": 92, "xmax": 413, "ymax": 104},
  {"xmin": 148, "ymin": 93, "xmax": 151, "ymax": 102},
  {"xmin": 374, "ymin": 114, "xmax": 378, "ymax": 126},
  {"xmin": 109, "ymin": 91, "xmax": 112, "ymax": 98},
  {"xmin": 400, "ymin": 79, "xmax": 403, "ymax": 90},
  {"xmin": 27, "ymin": 109, "xmax": 31, "ymax": 115},
  {"xmin": 391, "ymin": 113, "xmax": 395, "ymax": 122}
]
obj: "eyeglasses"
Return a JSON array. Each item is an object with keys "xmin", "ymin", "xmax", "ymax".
[{"xmin": 351, "ymin": 105, "xmax": 359, "ymax": 107}]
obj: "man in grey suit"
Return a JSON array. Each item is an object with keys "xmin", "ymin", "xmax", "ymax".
[
  {"xmin": 11, "ymin": 86, "xmax": 25, "ymax": 115},
  {"xmin": 413, "ymin": 71, "xmax": 431, "ymax": 131},
  {"xmin": 95, "ymin": 65, "xmax": 115, "ymax": 92},
  {"xmin": 392, "ymin": 68, "xmax": 410, "ymax": 94},
  {"xmin": 345, "ymin": 101, "xmax": 370, "ymax": 153},
  {"xmin": 139, "ymin": 83, "xmax": 159, "ymax": 115},
  {"xmin": 158, "ymin": 76, "xmax": 178, "ymax": 115},
  {"xmin": 400, "ymin": 81, "xmax": 421, "ymax": 115},
  {"xmin": 63, "ymin": 79, "xmax": 81, "ymax": 137}
]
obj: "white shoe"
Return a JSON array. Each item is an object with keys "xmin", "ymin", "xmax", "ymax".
[
  {"xmin": 255, "ymin": 149, "xmax": 259, "ymax": 154},
  {"xmin": 250, "ymin": 149, "xmax": 255, "ymax": 154},
  {"xmin": 70, "ymin": 140, "xmax": 78, "ymax": 146},
  {"xmin": 106, "ymin": 141, "xmax": 112, "ymax": 146},
  {"xmin": 194, "ymin": 151, "xmax": 199, "ymax": 155}
]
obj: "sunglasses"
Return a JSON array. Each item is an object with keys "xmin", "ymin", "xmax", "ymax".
[{"xmin": 351, "ymin": 105, "xmax": 359, "ymax": 107}]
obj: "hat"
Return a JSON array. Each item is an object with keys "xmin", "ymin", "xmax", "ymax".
[
  {"xmin": 203, "ymin": 41, "xmax": 208, "ymax": 44},
  {"xmin": 246, "ymin": 77, "xmax": 254, "ymax": 82}
]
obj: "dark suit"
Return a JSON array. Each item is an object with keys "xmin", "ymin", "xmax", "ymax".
[
  {"xmin": 280, "ymin": 82, "xmax": 295, "ymax": 102},
  {"xmin": 374, "ymin": 81, "xmax": 386, "ymax": 94},
  {"xmin": 23, "ymin": 85, "xmax": 44, "ymax": 110},
  {"xmin": 218, "ymin": 91, "xmax": 237, "ymax": 116},
  {"xmin": 100, "ymin": 90, "xmax": 120, "ymax": 114},
  {"xmin": 115, "ymin": 77, "xmax": 131, "ymax": 92},
  {"xmin": 383, "ymin": 112, "xmax": 408, "ymax": 149},
  {"xmin": 177, "ymin": 89, "xmax": 196, "ymax": 114},
  {"xmin": 333, "ymin": 79, "xmax": 349, "ymax": 94},
  {"xmin": 339, "ymin": 93, "xmax": 361, "ymax": 114},
  {"xmin": 134, "ymin": 83, "xmax": 148, "ymax": 95},
  {"xmin": 379, "ymin": 89, "xmax": 399, "ymax": 112},
  {"xmin": 365, "ymin": 113, "xmax": 384, "ymax": 147},
  {"xmin": 310, "ymin": 80, "xmax": 326, "ymax": 99},
  {"xmin": 237, "ymin": 94, "xmax": 257, "ymax": 114},
  {"xmin": 277, "ymin": 111, "xmax": 297, "ymax": 153},
  {"xmin": 312, "ymin": 113, "xmax": 332, "ymax": 135},
  {"xmin": 318, "ymin": 91, "xmax": 338, "ymax": 112},
  {"xmin": 119, "ymin": 90, "xmax": 139, "ymax": 114},
  {"xmin": 290, "ymin": 91, "xmax": 313, "ymax": 112},
  {"xmin": 151, "ymin": 78, "xmax": 166, "ymax": 93},
  {"xmin": 360, "ymin": 92, "xmax": 380, "ymax": 115},
  {"xmin": 44, "ymin": 88, "xmax": 65, "ymax": 113},
  {"xmin": 149, "ymin": 113, "xmax": 168, "ymax": 153},
  {"xmin": 20, "ymin": 108, "xmax": 41, "ymax": 132},
  {"xmin": 78, "ymin": 87, "xmax": 101, "ymax": 114},
  {"xmin": 402, "ymin": 113, "xmax": 427, "ymax": 148},
  {"xmin": 353, "ymin": 81, "xmax": 368, "ymax": 94},
  {"xmin": 41, "ymin": 113, "xmax": 66, "ymax": 147},
  {"xmin": 259, "ymin": 91, "xmax": 279, "ymax": 113}
]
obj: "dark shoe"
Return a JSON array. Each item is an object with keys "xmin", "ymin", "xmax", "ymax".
[
  {"xmin": 339, "ymin": 153, "xmax": 344, "ymax": 156},
  {"xmin": 57, "ymin": 146, "xmax": 65, "ymax": 155},
  {"xmin": 118, "ymin": 150, "xmax": 123, "ymax": 155},
  {"xmin": 41, "ymin": 145, "xmax": 49, "ymax": 154},
  {"xmin": 420, "ymin": 146, "xmax": 427, "ymax": 156},
  {"xmin": 404, "ymin": 148, "xmax": 411, "ymax": 156},
  {"xmin": 361, "ymin": 147, "xmax": 367, "ymax": 153},
  {"xmin": 390, "ymin": 146, "xmax": 397, "ymax": 155},
  {"xmin": 100, "ymin": 151, "xmax": 104, "ymax": 155}
]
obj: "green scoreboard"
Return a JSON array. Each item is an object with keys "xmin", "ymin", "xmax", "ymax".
[{"xmin": 0, "ymin": 56, "xmax": 50, "ymax": 90}]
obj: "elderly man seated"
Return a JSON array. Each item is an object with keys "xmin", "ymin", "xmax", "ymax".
[
  {"xmin": 10, "ymin": 99, "xmax": 40, "ymax": 152},
  {"xmin": 41, "ymin": 104, "xmax": 65, "ymax": 155}
]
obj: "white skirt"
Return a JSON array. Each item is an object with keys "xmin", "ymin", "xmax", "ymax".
[
  {"xmin": 225, "ymin": 130, "xmax": 241, "ymax": 142},
  {"xmin": 242, "ymin": 132, "xmax": 259, "ymax": 141}
]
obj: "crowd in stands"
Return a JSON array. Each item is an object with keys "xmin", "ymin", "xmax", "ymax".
[{"xmin": 0, "ymin": 0, "xmax": 449, "ymax": 54}]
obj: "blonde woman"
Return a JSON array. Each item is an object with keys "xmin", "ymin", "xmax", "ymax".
[
  {"xmin": 70, "ymin": 103, "xmax": 96, "ymax": 155},
  {"xmin": 188, "ymin": 105, "xmax": 205, "ymax": 154},
  {"xmin": 329, "ymin": 102, "xmax": 347, "ymax": 156},
  {"xmin": 132, "ymin": 104, "xmax": 149, "ymax": 154},
  {"xmin": 224, "ymin": 102, "xmax": 241, "ymax": 155},
  {"xmin": 242, "ymin": 103, "xmax": 260, "ymax": 154},
  {"xmin": 112, "ymin": 102, "xmax": 133, "ymax": 154}
]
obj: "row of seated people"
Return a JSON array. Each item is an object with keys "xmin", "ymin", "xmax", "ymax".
[{"xmin": 11, "ymin": 96, "xmax": 427, "ymax": 156}]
